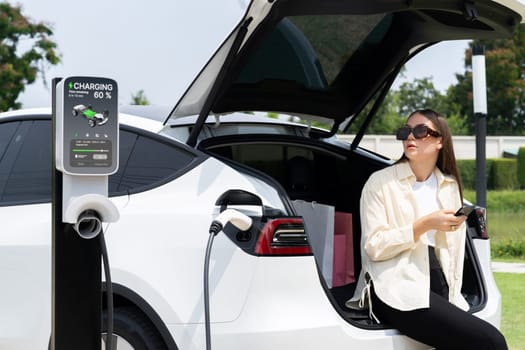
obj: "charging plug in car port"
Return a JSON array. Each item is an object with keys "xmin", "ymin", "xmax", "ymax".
[{"xmin": 205, "ymin": 206, "xmax": 253, "ymax": 350}]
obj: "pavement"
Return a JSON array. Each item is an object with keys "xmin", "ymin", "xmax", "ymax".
[{"xmin": 491, "ymin": 261, "xmax": 525, "ymax": 273}]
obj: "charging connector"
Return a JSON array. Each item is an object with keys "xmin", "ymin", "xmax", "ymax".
[
  {"xmin": 204, "ymin": 209, "xmax": 252, "ymax": 350},
  {"xmin": 208, "ymin": 209, "xmax": 252, "ymax": 235}
]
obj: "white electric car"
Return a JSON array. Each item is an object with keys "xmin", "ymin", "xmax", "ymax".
[{"xmin": 1, "ymin": 0, "xmax": 525, "ymax": 349}]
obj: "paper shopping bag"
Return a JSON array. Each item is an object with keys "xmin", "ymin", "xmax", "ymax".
[{"xmin": 292, "ymin": 200, "xmax": 335, "ymax": 288}]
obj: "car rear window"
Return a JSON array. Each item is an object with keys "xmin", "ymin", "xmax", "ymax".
[{"xmin": 235, "ymin": 14, "xmax": 387, "ymax": 89}]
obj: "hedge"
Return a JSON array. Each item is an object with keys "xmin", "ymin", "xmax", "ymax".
[
  {"xmin": 518, "ymin": 147, "xmax": 525, "ymax": 189},
  {"xmin": 457, "ymin": 158, "xmax": 518, "ymax": 190},
  {"xmin": 457, "ymin": 159, "xmax": 476, "ymax": 190},
  {"xmin": 489, "ymin": 158, "xmax": 518, "ymax": 190}
]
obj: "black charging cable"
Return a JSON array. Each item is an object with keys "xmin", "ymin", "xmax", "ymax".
[
  {"xmin": 204, "ymin": 208, "xmax": 253, "ymax": 350},
  {"xmin": 204, "ymin": 220, "xmax": 223, "ymax": 350}
]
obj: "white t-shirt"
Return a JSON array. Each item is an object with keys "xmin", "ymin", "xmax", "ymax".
[{"xmin": 412, "ymin": 172, "xmax": 440, "ymax": 246}]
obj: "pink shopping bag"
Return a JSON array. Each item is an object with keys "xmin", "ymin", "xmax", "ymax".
[{"xmin": 332, "ymin": 212, "xmax": 355, "ymax": 287}]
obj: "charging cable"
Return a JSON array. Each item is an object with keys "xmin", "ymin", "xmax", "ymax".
[
  {"xmin": 204, "ymin": 209, "xmax": 252, "ymax": 350},
  {"xmin": 72, "ymin": 210, "xmax": 114, "ymax": 350}
]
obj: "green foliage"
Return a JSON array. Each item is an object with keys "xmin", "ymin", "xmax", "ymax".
[
  {"xmin": 457, "ymin": 159, "xmax": 477, "ymax": 189},
  {"xmin": 448, "ymin": 25, "xmax": 525, "ymax": 135},
  {"xmin": 489, "ymin": 158, "xmax": 518, "ymax": 190},
  {"xmin": 457, "ymin": 159, "xmax": 494, "ymax": 190},
  {"xmin": 375, "ymin": 24, "xmax": 525, "ymax": 136},
  {"xmin": 518, "ymin": 147, "xmax": 525, "ymax": 189},
  {"xmin": 130, "ymin": 90, "xmax": 150, "ymax": 105},
  {"xmin": 0, "ymin": 3, "xmax": 60, "ymax": 111},
  {"xmin": 463, "ymin": 189, "xmax": 525, "ymax": 261},
  {"xmin": 463, "ymin": 189, "xmax": 525, "ymax": 213},
  {"xmin": 462, "ymin": 190, "xmax": 525, "ymax": 259},
  {"xmin": 493, "ymin": 240, "xmax": 525, "ymax": 259},
  {"xmin": 347, "ymin": 77, "xmax": 468, "ymax": 136},
  {"xmin": 458, "ymin": 159, "xmax": 519, "ymax": 191},
  {"xmin": 362, "ymin": 92, "xmax": 405, "ymax": 134},
  {"xmin": 443, "ymin": 112, "xmax": 469, "ymax": 135},
  {"xmin": 345, "ymin": 87, "xmax": 402, "ymax": 134},
  {"xmin": 486, "ymin": 190, "xmax": 525, "ymax": 213},
  {"xmin": 396, "ymin": 77, "xmax": 449, "ymax": 117}
]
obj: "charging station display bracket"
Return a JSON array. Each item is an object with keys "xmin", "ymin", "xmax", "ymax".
[{"xmin": 56, "ymin": 76, "xmax": 118, "ymax": 176}]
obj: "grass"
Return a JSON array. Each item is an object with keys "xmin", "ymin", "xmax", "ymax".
[
  {"xmin": 464, "ymin": 190, "xmax": 525, "ymax": 213},
  {"xmin": 494, "ymin": 273, "xmax": 525, "ymax": 350},
  {"xmin": 458, "ymin": 191, "xmax": 524, "ymax": 349},
  {"xmin": 463, "ymin": 190, "xmax": 525, "ymax": 260},
  {"xmin": 494, "ymin": 257, "xmax": 525, "ymax": 263}
]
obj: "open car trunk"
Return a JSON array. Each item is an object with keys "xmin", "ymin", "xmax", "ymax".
[
  {"xmin": 198, "ymin": 135, "xmax": 488, "ymax": 328},
  {"xmin": 167, "ymin": 0, "xmax": 523, "ymax": 138},
  {"xmin": 162, "ymin": 0, "xmax": 523, "ymax": 329}
]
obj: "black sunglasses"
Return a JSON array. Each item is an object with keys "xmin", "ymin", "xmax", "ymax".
[{"xmin": 396, "ymin": 124, "xmax": 441, "ymax": 140}]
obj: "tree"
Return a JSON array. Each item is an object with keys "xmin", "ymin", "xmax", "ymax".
[
  {"xmin": 397, "ymin": 77, "xmax": 448, "ymax": 117},
  {"xmin": 347, "ymin": 77, "xmax": 467, "ymax": 135},
  {"xmin": 449, "ymin": 25, "xmax": 525, "ymax": 135},
  {"xmin": 396, "ymin": 77, "xmax": 468, "ymax": 135},
  {"xmin": 0, "ymin": 3, "xmax": 60, "ymax": 111},
  {"xmin": 130, "ymin": 90, "xmax": 150, "ymax": 105}
]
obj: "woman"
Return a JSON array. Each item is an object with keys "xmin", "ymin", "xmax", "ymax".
[{"xmin": 347, "ymin": 109, "xmax": 507, "ymax": 349}]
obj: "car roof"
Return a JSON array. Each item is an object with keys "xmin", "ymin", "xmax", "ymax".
[
  {"xmin": 167, "ymin": 0, "xmax": 525, "ymax": 143},
  {"xmin": 0, "ymin": 107, "xmax": 166, "ymax": 135},
  {"xmin": 120, "ymin": 104, "xmax": 330, "ymax": 131}
]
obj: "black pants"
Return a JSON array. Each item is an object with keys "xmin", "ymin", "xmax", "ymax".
[{"xmin": 370, "ymin": 247, "xmax": 508, "ymax": 350}]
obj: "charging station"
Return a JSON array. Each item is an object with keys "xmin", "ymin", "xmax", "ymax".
[{"xmin": 51, "ymin": 76, "xmax": 119, "ymax": 350}]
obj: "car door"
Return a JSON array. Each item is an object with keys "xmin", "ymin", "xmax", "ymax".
[
  {"xmin": 0, "ymin": 116, "xmax": 131, "ymax": 349},
  {"xmin": 0, "ymin": 118, "xmax": 54, "ymax": 349}
]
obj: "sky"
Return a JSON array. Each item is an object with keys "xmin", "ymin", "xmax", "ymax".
[{"xmin": 10, "ymin": 0, "xmax": 470, "ymax": 109}]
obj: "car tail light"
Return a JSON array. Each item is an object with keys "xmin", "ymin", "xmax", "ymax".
[
  {"xmin": 255, "ymin": 217, "xmax": 312, "ymax": 256},
  {"xmin": 467, "ymin": 206, "xmax": 489, "ymax": 239}
]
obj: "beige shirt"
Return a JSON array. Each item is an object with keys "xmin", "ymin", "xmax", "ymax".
[{"xmin": 347, "ymin": 161, "xmax": 468, "ymax": 313}]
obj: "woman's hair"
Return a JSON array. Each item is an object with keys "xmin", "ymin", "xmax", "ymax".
[{"xmin": 398, "ymin": 109, "xmax": 463, "ymax": 200}]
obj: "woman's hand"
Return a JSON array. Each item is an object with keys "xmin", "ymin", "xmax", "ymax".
[{"xmin": 413, "ymin": 209, "xmax": 467, "ymax": 241}]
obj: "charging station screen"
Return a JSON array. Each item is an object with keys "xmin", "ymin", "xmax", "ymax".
[
  {"xmin": 56, "ymin": 76, "xmax": 119, "ymax": 175},
  {"xmin": 70, "ymin": 139, "xmax": 112, "ymax": 168}
]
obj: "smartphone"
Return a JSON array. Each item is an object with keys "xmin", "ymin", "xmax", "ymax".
[{"xmin": 455, "ymin": 204, "xmax": 475, "ymax": 217}]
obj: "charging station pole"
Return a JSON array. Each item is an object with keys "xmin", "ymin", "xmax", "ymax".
[
  {"xmin": 472, "ymin": 45, "xmax": 487, "ymax": 208},
  {"xmin": 51, "ymin": 76, "xmax": 119, "ymax": 350}
]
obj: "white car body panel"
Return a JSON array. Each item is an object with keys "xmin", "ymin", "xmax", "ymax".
[
  {"xmin": 0, "ymin": 109, "xmax": 506, "ymax": 350},
  {"xmin": 0, "ymin": 203, "xmax": 50, "ymax": 350},
  {"xmin": 106, "ymin": 158, "xmax": 266, "ymax": 324},
  {"xmin": 472, "ymin": 239, "xmax": 503, "ymax": 327},
  {"xmin": 3, "ymin": 0, "xmax": 524, "ymax": 347},
  {"xmin": 168, "ymin": 257, "xmax": 432, "ymax": 350}
]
